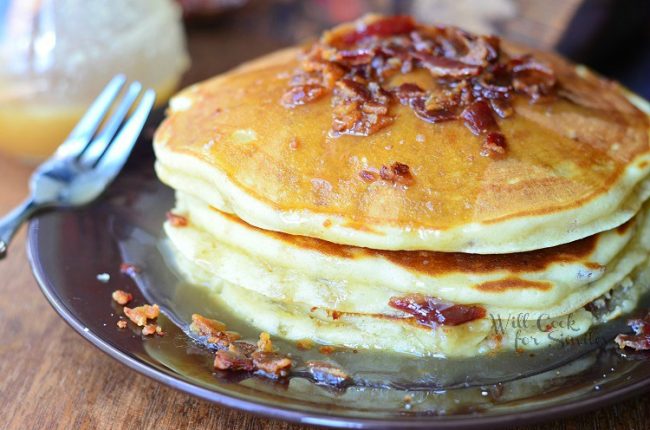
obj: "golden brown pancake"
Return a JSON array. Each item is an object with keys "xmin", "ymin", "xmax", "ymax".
[
  {"xmin": 163, "ymin": 191, "xmax": 650, "ymax": 356},
  {"xmin": 166, "ymin": 191, "xmax": 648, "ymax": 316},
  {"xmin": 154, "ymin": 15, "xmax": 650, "ymax": 357},
  {"xmin": 154, "ymin": 16, "xmax": 650, "ymax": 253}
]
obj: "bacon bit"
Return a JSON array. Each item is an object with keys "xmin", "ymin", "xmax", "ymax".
[
  {"xmin": 615, "ymin": 312, "xmax": 650, "ymax": 351},
  {"xmin": 123, "ymin": 304, "xmax": 160, "ymax": 327},
  {"xmin": 306, "ymin": 360, "xmax": 351, "ymax": 387},
  {"xmin": 281, "ymin": 84, "xmax": 326, "ymax": 108},
  {"xmin": 359, "ymin": 169, "xmax": 379, "ymax": 183},
  {"xmin": 233, "ymin": 341, "xmax": 258, "ymax": 356},
  {"xmin": 111, "ymin": 290, "xmax": 133, "ymax": 306},
  {"xmin": 379, "ymin": 162, "xmax": 414, "ymax": 185},
  {"xmin": 213, "ymin": 335, "xmax": 293, "ymax": 378},
  {"xmin": 510, "ymin": 55, "xmax": 557, "ymax": 102},
  {"xmin": 252, "ymin": 352, "xmax": 293, "ymax": 378},
  {"xmin": 116, "ymin": 320, "xmax": 127, "ymax": 329},
  {"xmin": 282, "ymin": 15, "xmax": 561, "ymax": 155},
  {"xmin": 389, "ymin": 294, "xmax": 485, "ymax": 327},
  {"xmin": 257, "ymin": 332, "xmax": 275, "ymax": 353},
  {"xmin": 331, "ymin": 79, "xmax": 393, "ymax": 136},
  {"xmin": 289, "ymin": 137, "xmax": 300, "ymax": 150},
  {"xmin": 296, "ymin": 339, "xmax": 314, "ymax": 350},
  {"xmin": 461, "ymin": 100, "xmax": 498, "ymax": 135},
  {"xmin": 142, "ymin": 324, "xmax": 158, "ymax": 336},
  {"xmin": 166, "ymin": 211, "xmax": 188, "ymax": 227},
  {"xmin": 482, "ymin": 131, "xmax": 507, "ymax": 157},
  {"xmin": 207, "ymin": 331, "xmax": 241, "ymax": 348},
  {"xmin": 330, "ymin": 310, "xmax": 342, "ymax": 320},
  {"xmin": 489, "ymin": 98, "xmax": 513, "ymax": 118},
  {"xmin": 319, "ymin": 345, "xmax": 336, "ymax": 355},
  {"xmin": 335, "ymin": 15, "xmax": 416, "ymax": 45},
  {"xmin": 120, "ymin": 263, "xmax": 141, "ymax": 277},
  {"xmin": 189, "ymin": 313, "xmax": 227, "ymax": 337},
  {"xmin": 413, "ymin": 52, "xmax": 482, "ymax": 78},
  {"xmin": 393, "ymin": 83, "xmax": 426, "ymax": 105},
  {"xmin": 214, "ymin": 344, "xmax": 255, "ymax": 371}
]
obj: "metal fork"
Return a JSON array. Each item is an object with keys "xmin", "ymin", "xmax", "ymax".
[{"xmin": 0, "ymin": 75, "xmax": 156, "ymax": 258}]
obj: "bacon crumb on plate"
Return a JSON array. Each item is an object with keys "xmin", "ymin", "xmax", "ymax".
[
  {"xmin": 214, "ymin": 344, "xmax": 255, "ymax": 371},
  {"xmin": 123, "ymin": 304, "xmax": 160, "ymax": 327},
  {"xmin": 111, "ymin": 289, "xmax": 133, "ymax": 305},
  {"xmin": 615, "ymin": 312, "xmax": 650, "ymax": 351},
  {"xmin": 142, "ymin": 324, "xmax": 157, "ymax": 336},
  {"xmin": 257, "ymin": 332, "xmax": 275, "ymax": 353},
  {"xmin": 306, "ymin": 360, "xmax": 351, "ymax": 386},
  {"xmin": 142, "ymin": 324, "xmax": 164, "ymax": 336},
  {"xmin": 189, "ymin": 313, "xmax": 228, "ymax": 336},
  {"xmin": 207, "ymin": 331, "xmax": 241, "ymax": 348},
  {"xmin": 212, "ymin": 332, "xmax": 293, "ymax": 379},
  {"xmin": 252, "ymin": 351, "xmax": 293, "ymax": 378}
]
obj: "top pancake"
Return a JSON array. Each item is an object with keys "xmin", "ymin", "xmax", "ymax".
[{"xmin": 154, "ymin": 16, "xmax": 650, "ymax": 253}]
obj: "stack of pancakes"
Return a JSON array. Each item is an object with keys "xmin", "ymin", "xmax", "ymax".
[{"xmin": 154, "ymin": 16, "xmax": 650, "ymax": 357}]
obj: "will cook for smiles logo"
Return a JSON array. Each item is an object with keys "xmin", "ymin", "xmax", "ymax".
[{"xmin": 489, "ymin": 312, "xmax": 608, "ymax": 350}]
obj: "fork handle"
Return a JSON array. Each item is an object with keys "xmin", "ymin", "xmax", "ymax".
[{"xmin": 0, "ymin": 198, "xmax": 37, "ymax": 259}]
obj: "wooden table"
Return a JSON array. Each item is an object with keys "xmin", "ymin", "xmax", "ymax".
[{"xmin": 2, "ymin": 2, "xmax": 649, "ymax": 428}]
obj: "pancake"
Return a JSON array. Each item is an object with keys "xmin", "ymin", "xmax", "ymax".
[
  {"xmin": 162, "ymin": 191, "xmax": 650, "ymax": 356},
  {"xmin": 154, "ymin": 15, "xmax": 650, "ymax": 358},
  {"xmin": 154, "ymin": 15, "xmax": 650, "ymax": 253}
]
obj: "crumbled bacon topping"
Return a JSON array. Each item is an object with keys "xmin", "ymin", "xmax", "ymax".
[
  {"xmin": 214, "ymin": 344, "xmax": 255, "ymax": 371},
  {"xmin": 359, "ymin": 169, "xmax": 379, "ymax": 183},
  {"xmin": 257, "ymin": 332, "xmax": 275, "ymax": 353},
  {"xmin": 380, "ymin": 162, "xmax": 414, "ymax": 185},
  {"xmin": 189, "ymin": 313, "xmax": 227, "ymax": 337},
  {"xmin": 166, "ymin": 211, "xmax": 188, "ymax": 227},
  {"xmin": 207, "ymin": 331, "xmax": 241, "ymax": 348},
  {"xmin": 331, "ymin": 79, "xmax": 393, "ymax": 136},
  {"xmin": 111, "ymin": 290, "xmax": 133, "ymax": 306},
  {"xmin": 251, "ymin": 352, "xmax": 293, "ymax": 378},
  {"xmin": 359, "ymin": 162, "xmax": 414, "ymax": 185},
  {"xmin": 615, "ymin": 311, "xmax": 650, "ymax": 351},
  {"xmin": 142, "ymin": 324, "xmax": 164, "ymax": 336},
  {"xmin": 282, "ymin": 15, "xmax": 560, "ymax": 155},
  {"xmin": 123, "ymin": 304, "xmax": 160, "ymax": 327},
  {"xmin": 212, "ymin": 332, "xmax": 293, "ymax": 378},
  {"xmin": 306, "ymin": 360, "xmax": 351, "ymax": 387},
  {"xmin": 389, "ymin": 294, "xmax": 485, "ymax": 327},
  {"xmin": 189, "ymin": 314, "xmax": 241, "ymax": 349}
]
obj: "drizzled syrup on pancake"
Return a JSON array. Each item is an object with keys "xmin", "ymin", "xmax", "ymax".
[{"xmin": 282, "ymin": 15, "xmax": 560, "ymax": 156}]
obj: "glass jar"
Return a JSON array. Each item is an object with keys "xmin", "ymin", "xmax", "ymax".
[{"xmin": 0, "ymin": 0, "xmax": 189, "ymax": 160}]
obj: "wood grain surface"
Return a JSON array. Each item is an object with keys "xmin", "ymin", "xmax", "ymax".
[{"xmin": 2, "ymin": 2, "xmax": 649, "ymax": 428}]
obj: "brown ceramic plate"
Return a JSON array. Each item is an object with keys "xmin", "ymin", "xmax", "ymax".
[{"xmin": 27, "ymin": 117, "xmax": 650, "ymax": 429}]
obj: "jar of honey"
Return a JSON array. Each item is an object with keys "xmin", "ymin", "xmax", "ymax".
[{"xmin": 0, "ymin": 0, "xmax": 189, "ymax": 160}]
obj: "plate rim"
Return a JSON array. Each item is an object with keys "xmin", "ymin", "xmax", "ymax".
[{"xmin": 26, "ymin": 215, "xmax": 650, "ymax": 430}]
